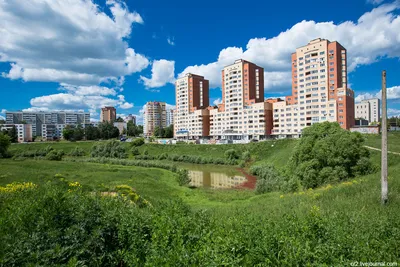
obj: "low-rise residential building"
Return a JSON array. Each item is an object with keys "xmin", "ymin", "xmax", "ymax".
[
  {"xmin": 113, "ymin": 122, "xmax": 127, "ymax": 135},
  {"xmin": 355, "ymin": 98, "xmax": 380, "ymax": 124},
  {"xmin": 41, "ymin": 124, "xmax": 65, "ymax": 141},
  {"xmin": 6, "ymin": 111, "xmax": 90, "ymax": 136}
]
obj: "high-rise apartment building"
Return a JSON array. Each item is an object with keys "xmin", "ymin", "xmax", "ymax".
[
  {"xmin": 175, "ymin": 60, "xmax": 273, "ymax": 141},
  {"xmin": 355, "ymin": 98, "xmax": 380, "ymax": 124},
  {"xmin": 125, "ymin": 114, "xmax": 136, "ymax": 125},
  {"xmin": 143, "ymin": 101, "xmax": 167, "ymax": 136},
  {"xmin": 5, "ymin": 111, "xmax": 90, "ymax": 136},
  {"xmin": 166, "ymin": 108, "xmax": 174, "ymax": 126},
  {"xmin": 100, "ymin": 107, "xmax": 116, "ymax": 122},
  {"xmin": 175, "ymin": 74, "xmax": 210, "ymax": 138},
  {"xmin": 271, "ymin": 38, "xmax": 355, "ymax": 138},
  {"xmin": 208, "ymin": 60, "xmax": 272, "ymax": 141}
]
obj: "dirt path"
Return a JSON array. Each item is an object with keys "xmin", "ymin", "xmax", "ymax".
[
  {"xmin": 235, "ymin": 168, "xmax": 257, "ymax": 189},
  {"xmin": 364, "ymin": 146, "xmax": 400, "ymax": 156}
]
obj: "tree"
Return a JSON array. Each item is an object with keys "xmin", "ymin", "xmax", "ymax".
[
  {"xmin": 287, "ymin": 122, "xmax": 375, "ymax": 189},
  {"xmin": 154, "ymin": 126, "xmax": 164, "ymax": 138},
  {"xmin": 0, "ymin": 119, "xmax": 5, "ymax": 124},
  {"xmin": 164, "ymin": 125, "xmax": 174, "ymax": 138},
  {"xmin": 0, "ymin": 132, "xmax": 11, "ymax": 158},
  {"xmin": 115, "ymin": 117, "xmax": 124, "ymax": 122},
  {"xmin": 85, "ymin": 125, "xmax": 100, "ymax": 140},
  {"xmin": 98, "ymin": 121, "xmax": 119, "ymax": 140},
  {"xmin": 62, "ymin": 125, "xmax": 75, "ymax": 141},
  {"xmin": 73, "ymin": 125, "xmax": 85, "ymax": 141}
]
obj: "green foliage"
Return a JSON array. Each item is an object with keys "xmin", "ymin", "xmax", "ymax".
[
  {"xmin": 134, "ymin": 153, "xmax": 238, "ymax": 165},
  {"xmin": 45, "ymin": 150, "xmax": 65, "ymax": 161},
  {"xmin": 91, "ymin": 140, "xmax": 127, "ymax": 158},
  {"xmin": 287, "ymin": 122, "xmax": 375, "ymax": 189},
  {"xmin": 62, "ymin": 125, "xmax": 75, "ymax": 141},
  {"xmin": 68, "ymin": 146, "xmax": 85, "ymax": 157},
  {"xmin": 242, "ymin": 151, "xmax": 251, "ymax": 162},
  {"xmin": 131, "ymin": 147, "xmax": 140, "ymax": 156},
  {"xmin": 0, "ymin": 132, "xmax": 11, "ymax": 158},
  {"xmin": 127, "ymin": 122, "xmax": 143, "ymax": 137},
  {"xmin": 251, "ymin": 164, "xmax": 284, "ymax": 194},
  {"xmin": 176, "ymin": 169, "xmax": 191, "ymax": 186},
  {"xmin": 98, "ymin": 121, "xmax": 120, "ymax": 140},
  {"xmin": 115, "ymin": 117, "xmax": 124, "ymax": 122},
  {"xmin": 84, "ymin": 125, "xmax": 100, "ymax": 140},
  {"xmin": 1, "ymin": 125, "xmax": 18, "ymax": 143},
  {"xmin": 131, "ymin": 138, "xmax": 145, "ymax": 147},
  {"xmin": 64, "ymin": 157, "xmax": 178, "ymax": 173},
  {"xmin": 225, "ymin": 149, "xmax": 239, "ymax": 160}
]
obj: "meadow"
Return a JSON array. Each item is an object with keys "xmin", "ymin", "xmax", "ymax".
[{"xmin": 1, "ymin": 132, "xmax": 400, "ymax": 265}]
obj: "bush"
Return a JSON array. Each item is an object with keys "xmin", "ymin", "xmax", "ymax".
[
  {"xmin": 131, "ymin": 138, "xmax": 145, "ymax": 147},
  {"xmin": 91, "ymin": 140, "xmax": 127, "ymax": 158},
  {"xmin": 242, "ymin": 151, "xmax": 251, "ymax": 162},
  {"xmin": 251, "ymin": 164, "xmax": 284, "ymax": 194},
  {"xmin": 176, "ymin": 169, "xmax": 191, "ymax": 186},
  {"xmin": 45, "ymin": 150, "xmax": 65, "ymax": 161},
  {"xmin": 287, "ymin": 122, "xmax": 375, "ymax": 189},
  {"xmin": 69, "ymin": 146, "xmax": 85, "ymax": 157},
  {"xmin": 0, "ymin": 132, "xmax": 11, "ymax": 158},
  {"xmin": 143, "ymin": 149, "xmax": 149, "ymax": 155},
  {"xmin": 224, "ymin": 149, "xmax": 239, "ymax": 160},
  {"xmin": 131, "ymin": 147, "xmax": 140, "ymax": 156}
]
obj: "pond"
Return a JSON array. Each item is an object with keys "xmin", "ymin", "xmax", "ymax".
[{"xmin": 174, "ymin": 162, "xmax": 249, "ymax": 189}]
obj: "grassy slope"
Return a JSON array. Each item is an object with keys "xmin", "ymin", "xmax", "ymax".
[{"xmin": 363, "ymin": 132, "xmax": 400, "ymax": 153}]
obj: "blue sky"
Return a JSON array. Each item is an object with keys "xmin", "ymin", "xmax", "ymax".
[{"xmin": 1, "ymin": 0, "xmax": 400, "ymax": 123}]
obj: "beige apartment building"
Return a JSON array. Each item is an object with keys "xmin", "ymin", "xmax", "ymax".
[
  {"xmin": 144, "ymin": 101, "xmax": 167, "ymax": 137},
  {"xmin": 100, "ymin": 107, "xmax": 116, "ymax": 122},
  {"xmin": 355, "ymin": 98, "xmax": 380, "ymax": 124},
  {"xmin": 174, "ymin": 74, "xmax": 210, "ymax": 139},
  {"xmin": 175, "ymin": 60, "xmax": 274, "ymax": 141},
  {"xmin": 272, "ymin": 38, "xmax": 355, "ymax": 138}
]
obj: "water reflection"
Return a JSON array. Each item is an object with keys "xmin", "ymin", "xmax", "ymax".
[{"xmin": 189, "ymin": 170, "xmax": 247, "ymax": 189}]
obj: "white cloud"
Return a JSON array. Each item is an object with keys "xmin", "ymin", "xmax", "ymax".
[
  {"xmin": 0, "ymin": 115, "xmax": 5, "ymax": 120},
  {"xmin": 367, "ymin": 0, "xmax": 385, "ymax": 5},
  {"xmin": 356, "ymin": 85, "xmax": 400, "ymax": 102},
  {"xmin": 140, "ymin": 60, "xmax": 175, "ymax": 88},
  {"xmin": 60, "ymin": 84, "xmax": 118, "ymax": 96},
  {"xmin": 166, "ymin": 103, "xmax": 176, "ymax": 110},
  {"xmin": 0, "ymin": 0, "xmax": 149, "ymax": 85},
  {"xmin": 119, "ymin": 102, "xmax": 134, "ymax": 109},
  {"xmin": 167, "ymin": 37, "xmax": 175, "ymax": 46},
  {"xmin": 179, "ymin": 2, "xmax": 400, "ymax": 91},
  {"xmin": 388, "ymin": 108, "xmax": 400, "ymax": 117},
  {"xmin": 213, "ymin": 98, "xmax": 222, "ymax": 106},
  {"xmin": 1, "ymin": 109, "xmax": 7, "ymax": 114}
]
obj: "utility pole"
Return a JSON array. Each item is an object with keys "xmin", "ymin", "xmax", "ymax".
[{"xmin": 381, "ymin": 70, "xmax": 388, "ymax": 205}]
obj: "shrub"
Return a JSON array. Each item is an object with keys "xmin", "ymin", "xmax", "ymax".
[
  {"xmin": 91, "ymin": 140, "xmax": 127, "ymax": 158},
  {"xmin": 176, "ymin": 169, "xmax": 191, "ymax": 186},
  {"xmin": 143, "ymin": 149, "xmax": 149, "ymax": 155},
  {"xmin": 45, "ymin": 150, "xmax": 65, "ymax": 161},
  {"xmin": 224, "ymin": 149, "xmax": 239, "ymax": 160},
  {"xmin": 158, "ymin": 153, "xmax": 168, "ymax": 160},
  {"xmin": 69, "ymin": 146, "xmax": 85, "ymax": 157},
  {"xmin": 242, "ymin": 151, "xmax": 251, "ymax": 162},
  {"xmin": 287, "ymin": 122, "xmax": 375, "ymax": 189},
  {"xmin": 131, "ymin": 138, "xmax": 145, "ymax": 147},
  {"xmin": 0, "ymin": 132, "xmax": 11, "ymax": 158},
  {"xmin": 251, "ymin": 164, "xmax": 283, "ymax": 194},
  {"xmin": 131, "ymin": 147, "xmax": 140, "ymax": 156}
]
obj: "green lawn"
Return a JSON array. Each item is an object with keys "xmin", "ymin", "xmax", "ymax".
[{"xmin": 363, "ymin": 132, "xmax": 400, "ymax": 153}]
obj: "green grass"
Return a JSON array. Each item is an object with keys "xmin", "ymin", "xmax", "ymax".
[
  {"xmin": 363, "ymin": 132, "xmax": 400, "ymax": 153},
  {"xmin": 2, "ymin": 135, "xmax": 400, "ymax": 264}
]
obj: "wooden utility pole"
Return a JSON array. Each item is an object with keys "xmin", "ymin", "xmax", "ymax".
[{"xmin": 381, "ymin": 70, "xmax": 388, "ymax": 204}]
